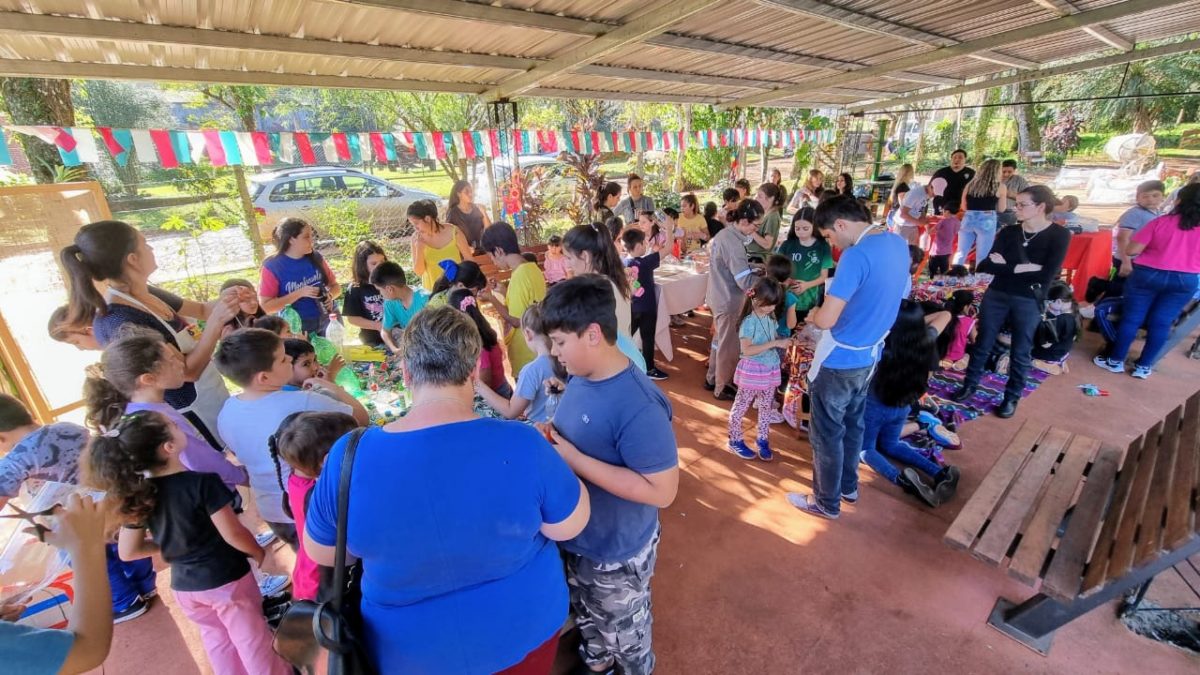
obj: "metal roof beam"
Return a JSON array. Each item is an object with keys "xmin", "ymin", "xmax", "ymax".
[
  {"xmin": 721, "ymin": 0, "xmax": 1190, "ymax": 108},
  {"xmin": 0, "ymin": 12, "xmax": 535, "ymax": 71},
  {"xmin": 758, "ymin": 0, "xmax": 1038, "ymax": 70},
  {"xmin": 335, "ymin": 0, "xmax": 610, "ymax": 36},
  {"xmin": 481, "ymin": 0, "xmax": 722, "ymax": 101},
  {"xmin": 1029, "ymin": 0, "xmax": 1134, "ymax": 51},
  {"xmin": 575, "ymin": 64, "xmax": 776, "ymax": 90},
  {"xmin": 847, "ymin": 36, "xmax": 1200, "ymax": 113},
  {"xmin": 0, "ymin": 58, "xmax": 486, "ymax": 94}
]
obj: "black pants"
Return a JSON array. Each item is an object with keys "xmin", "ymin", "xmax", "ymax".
[
  {"xmin": 963, "ymin": 289, "xmax": 1041, "ymax": 402},
  {"xmin": 928, "ymin": 254, "xmax": 951, "ymax": 276},
  {"xmin": 632, "ymin": 308, "xmax": 658, "ymax": 370}
]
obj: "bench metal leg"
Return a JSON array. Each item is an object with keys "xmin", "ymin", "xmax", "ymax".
[
  {"xmin": 987, "ymin": 537, "xmax": 1200, "ymax": 655},
  {"xmin": 1164, "ymin": 301, "xmax": 1200, "ymax": 358}
]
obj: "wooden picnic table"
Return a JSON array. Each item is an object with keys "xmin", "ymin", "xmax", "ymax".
[{"xmin": 944, "ymin": 389, "xmax": 1200, "ymax": 654}]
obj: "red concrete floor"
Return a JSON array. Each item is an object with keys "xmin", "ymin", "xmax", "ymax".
[{"xmin": 90, "ymin": 317, "xmax": 1200, "ymax": 674}]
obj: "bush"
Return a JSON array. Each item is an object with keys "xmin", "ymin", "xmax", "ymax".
[
  {"xmin": 682, "ymin": 147, "xmax": 734, "ymax": 190},
  {"xmin": 1043, "ymin": 110, "xmax": 1085, "ymax": 154}
]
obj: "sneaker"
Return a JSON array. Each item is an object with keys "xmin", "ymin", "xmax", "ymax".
[
  {"xmin": 755, "ymin": 438, "xmax": 774, "ymax": 462},
  {"xmin": 113, "ymin": 597, "xmax": 149, "ymax": 624},
  {"xmin": 898, "ymin": 468, "xmax": 939, "ymax": 508},
  {"xmin": 646, "ymin": 367, "xmax": 669, "ymax": 381},
  {"xmin": 1131, "ymin": 365, "xmax": 1152, "ymax": 379},
  {"xmin": 934, "ymin": 466, "xmax": 960, "ymax": 504},
  {"xmin": 786, "ymin": 492, "xmax": 839, "ymax": 520},
  {"xmin": 1093, "ymin": 355, "xmax": 1125, "ymax": 373},
  {"xmin": 1079, "ymin": 304, "xmax": 1096, "ymax": 319},
  {"xmin": 765, "ymin": 408, "xmax": 786, "ymax": 425},
  {"xmin": 140, "ymin": 588, "xmax": 158, "ymax": 600},
  {"xmin": 841, "ymin": 490, "xmax": 859, "ymax": 504},
  {"xmin": 259, "ymin": 574, "xmax": 292, "ymax": 598},
  {"xmin": 728, "ymin": 440, "xmax": 757, "ymax": 460},
  {"xmin": 702, "ymin": 379, "xmax": 716, "ymax": 391},
  {"xmin": 255, "ymin": 530, "xmax": 277, "ymax": 548}
]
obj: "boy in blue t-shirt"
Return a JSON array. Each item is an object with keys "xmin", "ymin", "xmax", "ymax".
[
  {"xmin": 787, "ymin": 195, "xmax": 911, "ymax": 522},
  {"xmin": 370, "ymin": 261, "xmax": 429, "ymax": 353},
  {"xmin": 621, "ymin": 228, "xmax": 668, "ymax": 381},
  {"xmin": 538, "ymin": 276, "xmax": 678, "ymax": 675}
]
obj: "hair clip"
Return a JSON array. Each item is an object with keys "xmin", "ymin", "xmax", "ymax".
[
  {"xmin": 99, "ymin": 426, "xmax": 120, "ymax": 438},
  {"xmin": 438, "ymin": 259, "xmax": 459, "ymax": 282},
  {"xmin": 746, "ymin": 288, "xmax": 756, "ymax": 298},
  {"xmin": 459, "ymin": 295, "xmax": 477, "ymax": 311}
]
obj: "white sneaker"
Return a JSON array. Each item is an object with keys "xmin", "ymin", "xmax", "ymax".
[
  {"xmin": 258, "ymin": 574, "xmax": 291, "ymax": 598},
  {"xmin": 1079, "ymin": 304, "xmax": 1096, "ymax": 319},
  {"xmin": 254, "ymin": 531, "xmax": 277, "ymax": 548},
  {"xmin": 766, "ymin": 408, "xmax": 786, "ymax": 425}
]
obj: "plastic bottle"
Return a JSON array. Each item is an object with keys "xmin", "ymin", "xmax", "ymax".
[{"xmin": 324, "ymin": 314, "xmax": 345, "ymax": 359}]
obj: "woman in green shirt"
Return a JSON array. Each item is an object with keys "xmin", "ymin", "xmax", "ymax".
[
  {"xmin": 776, "ymin": 206, "xmax": 833, "ymax": 314},
  {"xmin": 746, "ymin": 182, "xmax": 786, "ymax": 261}
]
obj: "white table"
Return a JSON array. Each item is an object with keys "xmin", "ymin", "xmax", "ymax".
[{"xmin": 651, "ymin": 263, "xmax": 709, "ymax": 362}]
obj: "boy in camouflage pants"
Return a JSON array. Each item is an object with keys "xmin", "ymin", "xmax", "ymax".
[{"xmin": 540, "ymin": 276, "xmax": 679, "ymax": 675}]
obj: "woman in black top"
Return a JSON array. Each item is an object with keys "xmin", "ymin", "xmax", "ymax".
[
  {"xmin": 952, "ymin": 185, "xmax": 1072, "ymax": 418},
  {"xmin": 703, "ymin": 200, "xmax": 725, "ymax": 239},
  {"xmin": 446, "ymin": 180, "xmax": 491, "ymax": 253},
  {"xmin": 594, "ymin": 181, "xmax": 621, "ymax": 225}
]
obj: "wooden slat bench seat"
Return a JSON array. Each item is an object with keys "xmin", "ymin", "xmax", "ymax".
[
  {"xmin": 944, "ymin": 389, "xmax": 1200, "ymax": 654},
  {"xmin": 471, "ymin": 243, "xmax": 549, "ymax": 286}
]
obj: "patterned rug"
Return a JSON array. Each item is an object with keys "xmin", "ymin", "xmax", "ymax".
[{"xmin": 925, "ymin": 367, "xmax": 1052, "ymax": 424}]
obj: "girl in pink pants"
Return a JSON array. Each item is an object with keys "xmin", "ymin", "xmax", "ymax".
[{"xmin": 89, "ymin": 409, "xmax": 291, "ymax": 675}]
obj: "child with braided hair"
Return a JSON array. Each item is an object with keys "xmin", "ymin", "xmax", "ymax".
[
  {"xmin": 89, "ymin": 411, "xmax": 292, "ymax": 675},
  {"xmin": 268, "ymin": 411, "xmax": 359, "ymax": 601}
]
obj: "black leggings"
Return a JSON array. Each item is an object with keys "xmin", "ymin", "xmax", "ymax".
[
  {"xmin": 928, "ymin": 254, "xmax": 951, "ymax": 277},
  {"xmin": 632, "ymin": 308, "xmax": 658, "ymax": 370}
]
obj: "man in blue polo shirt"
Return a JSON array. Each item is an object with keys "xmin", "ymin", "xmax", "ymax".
[{"xmin": 787, "ymin": 194, "xmax": 911, "ymax": 520}]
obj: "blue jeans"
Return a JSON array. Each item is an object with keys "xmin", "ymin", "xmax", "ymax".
[
  {"xmin": 107, "ymin": 543, "xmax": 156, "ymax": 611},
  {"xmin": 809, "ymin": 365, "xmax": 872, "ymax": 515},
  {"xmin": 955, "ymin": 210, "xmax": 998, "ymax": 265},
  {"xmin": 963, "ymin": 289, "xmax": 1041, "ymax": 401},
  {"xmin": 861, "ymin": 394, "xmax": 944, "ymax": 483},
  {"xmin": 1111, "ymin": 266, "xmax": 1200, "ymax": 367}
]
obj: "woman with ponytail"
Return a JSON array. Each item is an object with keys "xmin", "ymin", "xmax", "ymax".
[
  {"xmin": 746, "ymin": 183, "xmax": 786, "ymax": 261},
  {"xmin": 92, "ymin": 411, "xmax": 291, "ymax": 675},
  {"xmin": 560, "ymin": 223, "xmax": 648, "ymax": 371},
  {"xmin": 83, "ymin": 329, "xmax": 247, "ymax": 491},
  {"xmin": 61, "ymin": 220, "xmax": 242, "ymax": 448}
]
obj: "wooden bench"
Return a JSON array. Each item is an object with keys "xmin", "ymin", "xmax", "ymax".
[
  {"xmin": 471, "ymin": 243, "xmax": 549, "ymax": 286},
  {"xmin": 944, "ymin": 390, "xmax": 1200, "ymax": 655}
]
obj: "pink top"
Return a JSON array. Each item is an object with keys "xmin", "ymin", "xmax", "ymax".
[
  {"xmin": 933, "ymin": 216, "xmax": 960, "ymax": 256},
  {"xmin": 543, "ymin": 255, "xmax": 569, "ymax": 284},
  {"xmin": 944, "ymin": 315, "xmax": 975, "ymax": 362},
  {"xmin": 287, "ymin": 473, "xmax": 320, "ymax": 602},
  {"xmin": 479, "ymin": 343, "xmax": 508, "ymax": 391},
  {"xmin": 1131, "ymin": 214, "xmax": 1200, "ymax": 273}
]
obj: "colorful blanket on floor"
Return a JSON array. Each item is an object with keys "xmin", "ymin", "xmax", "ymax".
[{"xmin": 925, "ymin": 367, "xmax": 1051, "ymax": 423}]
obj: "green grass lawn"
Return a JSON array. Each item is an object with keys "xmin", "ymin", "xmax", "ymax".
[
  {"xmin": 1158, "ymin": 148, "xmax": 1200, "ymax": 159},
  {"xmin": 371, "ymin": 168, "xmax": 455, "ymax": 197}
]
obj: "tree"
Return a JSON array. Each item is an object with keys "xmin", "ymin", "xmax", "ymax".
[
  {"xmin": 972, "ymin": 87, "xmax": 1001, "ymax": 165},
  {"xmin": 1013, "ymin": 81, "xmax": 1042, "ymax": 155},
  {"xmin": 0, "ymin": 78, "xmax": 76, "ymax": 183},
  {"xmin": 185, "ymin": 85, "xmax": 272, "ymax": 263},
  {"xmin": 73, "ymin": 81, "xmax": 171, "ymax": 196},
  {"xmin": 392, "ymin": 92, "xmax": 486, "ymax": 182}
]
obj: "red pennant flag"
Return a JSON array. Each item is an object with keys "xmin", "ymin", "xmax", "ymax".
[
  {"xmin": 294, "ymin": 132, "xmax": 317, "ymax": 164},
  {"xmin": 488, "ymin": 129, "xmax": 501, "ymax": 157},
  {"xmin": 331, "ymin": 133, "xmax": 351, "ymax": 161},
  {"xmin": 52, "ymin": 127, "xmax": 77, "ymax": 152},
  {"xmin": 400, "ymin": 132, "xmax": 415, "ymax": 148},
  {"xmin": 251, "ymin": 132, "xmax": 272, "ymax": 164},
  {"xmin": 431, "ymin": 131, "xmax": 448, "ymax": 160},
  {"xmin": 460, "ymin": 130, "xmax": 476, "ymax": 159},
  {"xmin": 149, "ymin": 129, "xmax": 178, "ymax": 168},
  {"xmin": 201, "ymin": 130, "xmax": 227, "ymax": 166},
  {"xmin": 570, "ymin": 130, "xmax": 581, "ymax": 153},
  {"xmin": 96, "ymin": 127, "xmax": 123, "ymax": 157},
  {"xmin": 536, "ymin": 130, "xmax": 556, "ymax": 153},
  {"xmin": 369, "ymin": 132, "xmax": 388, "ymax": 162},
  {"xmin": 643, "ymin": 132, "xmax": 653, "ymax": 151}
]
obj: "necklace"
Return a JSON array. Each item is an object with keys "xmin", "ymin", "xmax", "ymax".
[
  {"xmin": 1020, "ymin": 226, "xmax": 1046, "ymax": 247},
  {"xmin": 853, "ymin": 224, "xmax": 884, "ymax": 247}
]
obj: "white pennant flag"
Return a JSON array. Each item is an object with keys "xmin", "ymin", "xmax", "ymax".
[
  {"xmin": 278, "ymin": 132, "xmax": 295, "ymax": 164},
  {"xmin": 235, "ymin": 132, "xmax": 259, "ymax": 166},
  {"xmin": 186, "ymin": 131, "xmax": 207, "ymax": 163},
  {"xmin": 130, "ymin": 129, "xmax": 156, "ymax": 163}
]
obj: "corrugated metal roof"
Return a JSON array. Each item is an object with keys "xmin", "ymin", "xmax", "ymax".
[{"xmin": 0, "ymin": 0, "xmax": 1196, "ymax": 108}]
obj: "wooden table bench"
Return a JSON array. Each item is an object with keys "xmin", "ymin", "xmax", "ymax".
[{"xmin": 944, "ymin": 390, "xmax": 1200, "ymax": 654}]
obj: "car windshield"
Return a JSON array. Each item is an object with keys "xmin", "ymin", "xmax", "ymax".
[{"xmin": 250, "ymin": 181, "xmax": 267, "ymax": 200}]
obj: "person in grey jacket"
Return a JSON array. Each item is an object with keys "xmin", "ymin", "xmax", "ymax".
[
  {"xmin": 704, "ymin": 199, "xmax": 765, "ymax": 400},
  {"xmin": 614, "ymin": 174, "xmax": 656, "ymax": 225}
]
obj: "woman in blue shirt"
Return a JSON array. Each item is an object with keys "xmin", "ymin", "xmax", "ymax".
[
  {"xmin": 259, "ymin": 218, "xmax": 341, "ymax": 335},
  {"xmin": 304, "ymin": 306, "xmax": 590, "ymax": 674}
]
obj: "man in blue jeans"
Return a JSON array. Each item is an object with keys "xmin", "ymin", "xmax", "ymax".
[{"xmin": 787, "ymin": 195, "xmax": 912, "ymax": 520}]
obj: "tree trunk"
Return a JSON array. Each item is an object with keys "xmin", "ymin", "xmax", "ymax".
[
  {"xmin": 914, "ymin": 109, "xmax": 930, "ymax": 168},
  {"xmin": 484, "ymin": 154, "xmax": 499, "ymax": 220},
  {"xmin": 232, "ymin": 166, "xmax": 265, "ymax": 264},
  {"xmin": 759, "ymin": 145, "xmax": 769, "ymax": 184},
  {"xmin": 973, "ymin": 88, "xmax": 1000, "ymax": 166},
  {"xmin": 674, "ymin": 104, "xmax": 690, "ymax": 192},
  {"xmin": 1014, "ymin": 81, "xmax": 1042, "ymax": 155},
  {"xmin": 0, "ymin": 78, "xmax": 76, "ymax": 183},
  {"xmin": 1133, "ymin": 102, "xmax": 1153, "ymax": 134},
  {"xmin": 635, "ymin": 150, "xmax": 644, "ymax": 177}
]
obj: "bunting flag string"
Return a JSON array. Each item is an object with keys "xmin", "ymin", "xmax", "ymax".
[{"xmin": 0, "ymin": 124, "xmax": 836, "ymax": 168}]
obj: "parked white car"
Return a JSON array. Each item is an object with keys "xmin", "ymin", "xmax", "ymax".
[{"xmin": 249, "ymin": 166, "xmax": 443, "ymax": 242}]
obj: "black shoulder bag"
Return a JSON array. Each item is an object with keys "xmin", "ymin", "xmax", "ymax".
[{"xmin": 273, "ymin": 428, "xmax": 374, "ymax": 675}]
